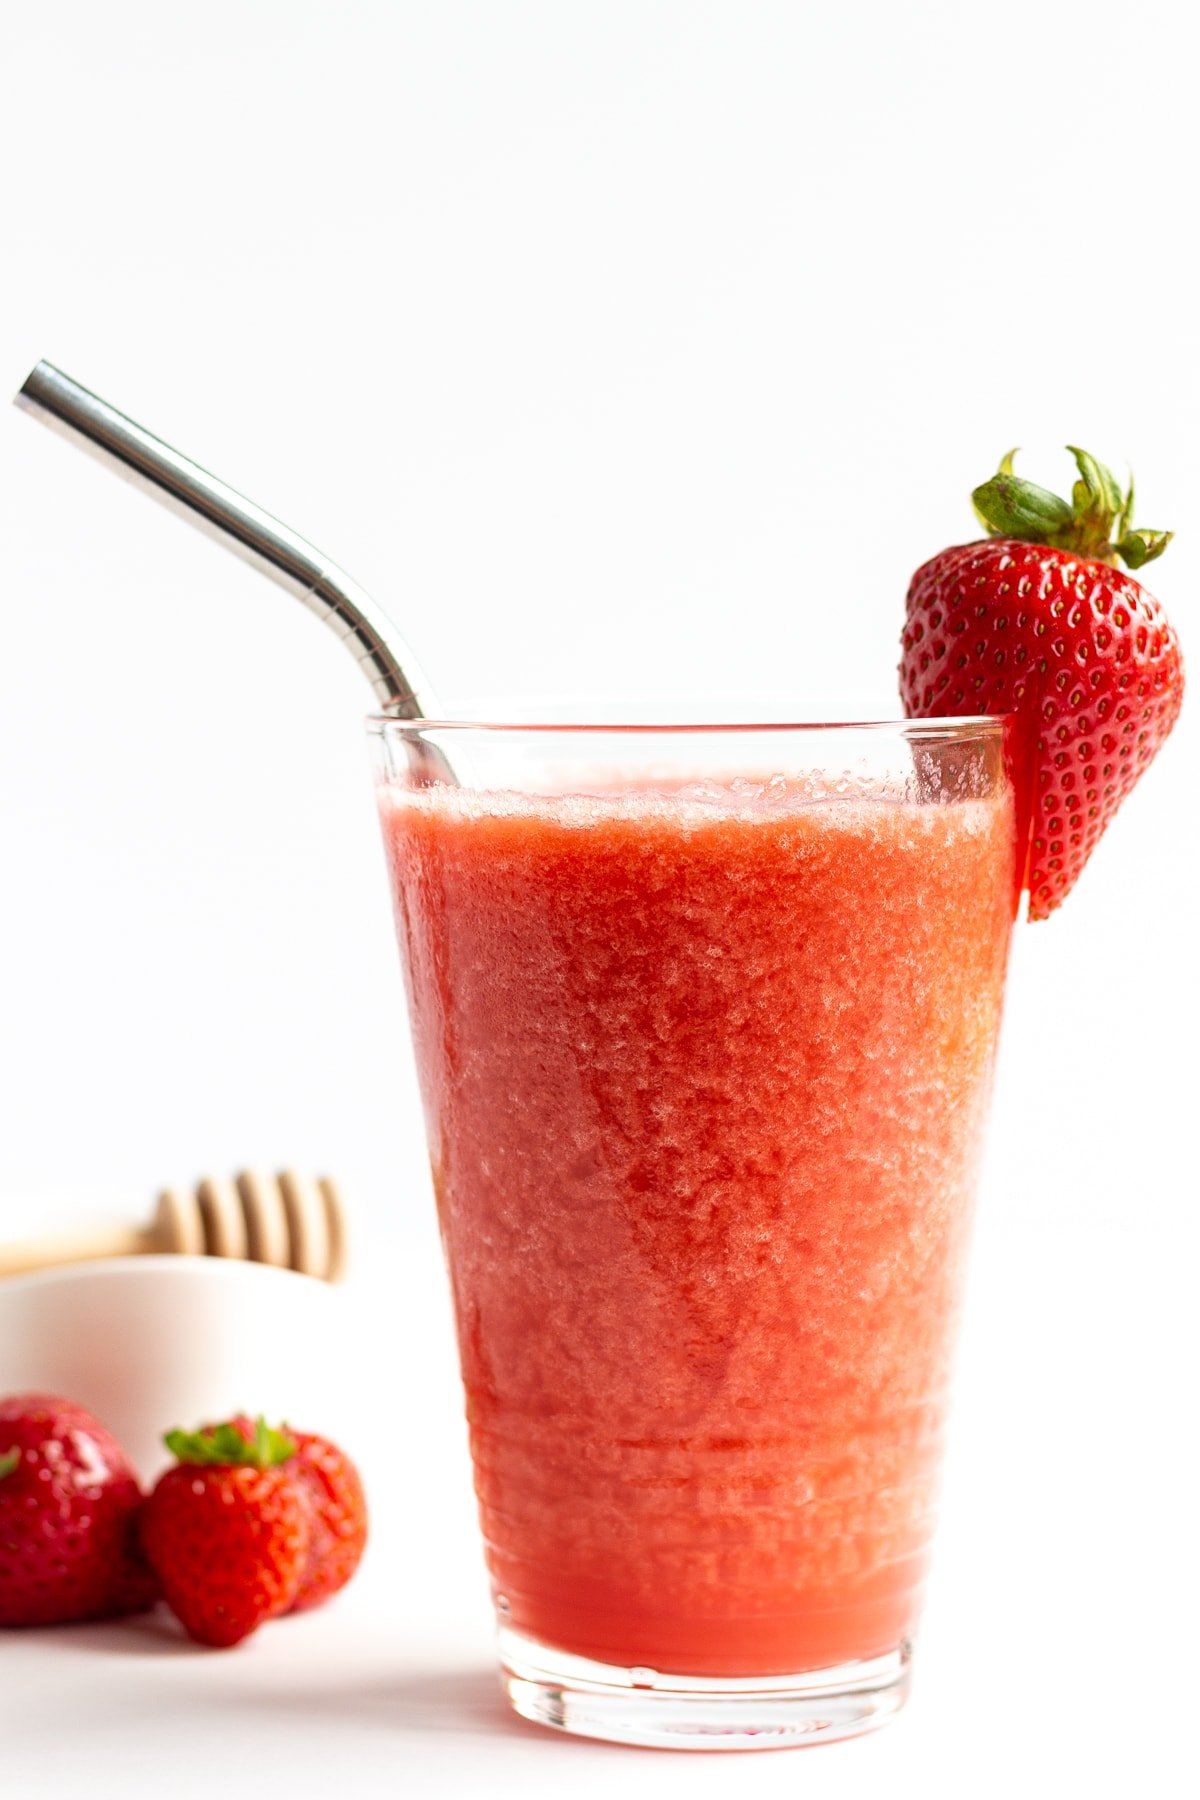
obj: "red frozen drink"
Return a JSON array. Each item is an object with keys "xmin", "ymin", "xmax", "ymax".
[{"xmin": 372, "ymin": 719, "xmax": 1018, "ymax": 1746}]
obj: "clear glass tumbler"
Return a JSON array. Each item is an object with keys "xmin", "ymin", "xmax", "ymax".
[{"xmin": 368, "ymin": 714, "xmax": 1021, "ymax": 1750}]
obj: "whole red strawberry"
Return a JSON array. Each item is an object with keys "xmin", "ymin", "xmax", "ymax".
[
  {"xmin": 0, "ymin": 1392, "xmax": 156, "ymax": 1628},
  {"xmin": 901, "ymin": 447, "xmax": 1184, "ymax": 917},
  {"xmin": 287, "ymin": 1429, "xmax": 368, "ymax": 1612},
  {"xmin": 138, "ymin": 1418, "xmax": 309, "ymax": 1647}
]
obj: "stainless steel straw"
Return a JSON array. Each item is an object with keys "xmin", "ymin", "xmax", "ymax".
[{"xmin": 14, "ymin": 361, "xmax": 442, "ymax": 734}]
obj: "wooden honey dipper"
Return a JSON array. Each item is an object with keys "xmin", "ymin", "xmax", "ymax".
[{"xmin": 0, "ymin": 1172, "xmax": 347, "ymax": 1283}]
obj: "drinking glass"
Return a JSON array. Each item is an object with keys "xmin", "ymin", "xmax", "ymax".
[{"xmin": 368, "ymin": 714, "xmax": 1021, "ymax": 1750}]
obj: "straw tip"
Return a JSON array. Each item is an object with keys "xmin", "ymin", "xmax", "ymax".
[{"xmin": 13, "ymin": 358, "xmax": 55, "ymax": 411}]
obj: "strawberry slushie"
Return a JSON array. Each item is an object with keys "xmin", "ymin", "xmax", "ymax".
[{"xmin": 371, "ymin": 717, "xmax": 1019, "ymax": 1747}]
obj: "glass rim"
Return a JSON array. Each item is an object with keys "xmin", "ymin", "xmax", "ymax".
[{"xmin": 365, "ymin": 709, "xmax": 1013, "ymax": 740}]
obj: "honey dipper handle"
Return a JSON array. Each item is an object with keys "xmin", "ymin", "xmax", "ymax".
[{"xmin": 0, "ymin": 1222, "xmax": 159, "ymax": 1281}]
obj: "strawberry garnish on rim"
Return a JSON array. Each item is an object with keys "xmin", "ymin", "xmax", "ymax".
[{"xmin": 900, "ymin": 446, "xmax": 1184, "ymax": 918}]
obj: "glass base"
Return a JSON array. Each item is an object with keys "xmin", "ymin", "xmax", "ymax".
[{"xmin": 497, "ymin": 1625, "xmax": 913, "ymax": 1751}]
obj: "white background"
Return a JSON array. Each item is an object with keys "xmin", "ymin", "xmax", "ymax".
[{"xmin": 0, "ymin": 3, "xmax": 1196, "ymax": 1795}]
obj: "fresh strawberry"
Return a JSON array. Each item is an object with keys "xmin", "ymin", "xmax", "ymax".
[
  {"xmin": 286, "ymin": 1430, "xmax": 368, "ymax": 1612},
  {"xmin": 0, "ymin": 1392, "xmax": 156, "ymax": 1628},
  {"xmin": 900, "ymin": 447, "xmax": 1183, "ymax": 918},
  {"xmin": 138, "ymin": 1418, "xmax": 309, "ymax": 1647},
  {"xmin": 223, "ymin": 1413, "xmax": 368, "ymax": 1613}
]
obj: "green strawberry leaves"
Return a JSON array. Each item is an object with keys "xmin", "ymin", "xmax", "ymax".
[
  {"xmin": 971, "ymin": 469, "xmax": 1074, "ymax": 541},
  {"xmin": 0, "ymin": 1447, "xmax": 19, "ymax": 1480},
  {"xmin": 1111, "ymin": 526, "xmax": 1174, "ymax": 569},
  {"xmin": 164, "ymin": 1416, "xmax": 296, "ymax": 1471},
  {"xmin": 972, "ymin": 446, "xmax": 1172, "ymax": 569},
  {"xmin": 1067, "ymin": 443, "xmax": 1125, "ymax": 528}
]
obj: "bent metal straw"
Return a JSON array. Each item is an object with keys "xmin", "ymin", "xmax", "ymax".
[{"xmin": 14, "ymin": 360, "xmax": 450, "ymax": 779}]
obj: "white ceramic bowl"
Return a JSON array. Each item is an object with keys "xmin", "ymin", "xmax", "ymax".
[{"xmin": 0, "ymin": 1257, "xmax": 362, "ymax": 1482}]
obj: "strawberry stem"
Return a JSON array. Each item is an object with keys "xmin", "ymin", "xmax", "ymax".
[
  {"xmin": 972, "ymin": 446, "xmax": 1172, "ymax": 569},
  {"xmin": 164, "ymin": 1416, "xmax": 296, "ymax": 1470},
  {"xmin": 0, "ymin": 1447, "xmax": 19, "ymax": 1480}
]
